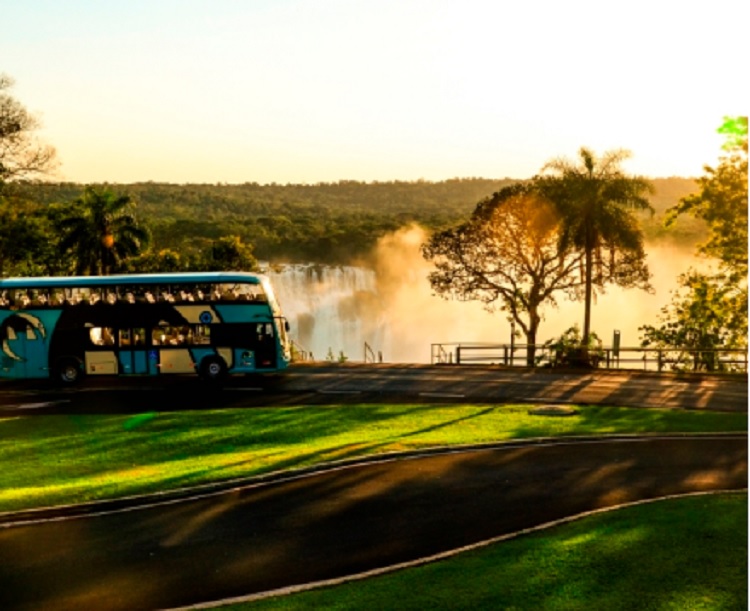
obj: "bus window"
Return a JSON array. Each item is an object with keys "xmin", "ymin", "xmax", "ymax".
[
  {"xmin": 119, "ymin": 328, "xmax": 145, "ymax": 347},
  {"xmin": 90, "ymin": 327, "xmax": 116, "ymax": 347},
  {"xmin": 171, "ymin": 285, "xmax": 195, "ymax": 303},
  {"xmin": 193, "ymin": 325, "xmax": 211, "ymax": 345},
  {"xmin": 28, "ymin": 289, "xmax": 48, "ymax": 306},
  {"xmin": 132, "ymin": 328, "xmax": 145, "ymax": 346},
  {"xmin": 158, "ymin": 287, "xmax": 176, "ymax": 303},
  {"xmin": 152, "ymin": 325, "xmax": 190, "ymax": 345},
  {"xmin": 152, "ymin": 327, "xmax": 168, "ymax": 346},
  {"xmin": 230, "ymin": 282, "xmax": 267, "ymax": 302},
  {"xmin": 170, "ymin": 326, "xmax": 190, "ymax": 345},
  {"xmin": 66, "ymin": 287, "xmax": 92, "ymax": 305}
]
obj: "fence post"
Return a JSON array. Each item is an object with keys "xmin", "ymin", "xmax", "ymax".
[{"xmin": 456, "ymin": 346, "xmax": 462, "ymax": 365}]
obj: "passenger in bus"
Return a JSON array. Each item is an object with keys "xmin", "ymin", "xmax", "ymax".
[
  {"xmin": 102, "ymin": 328, "xmax": 115, "ymax": 345},
  {"xmin": 30, "ymin": 292, "xmax": 47, "ymax": 306}
]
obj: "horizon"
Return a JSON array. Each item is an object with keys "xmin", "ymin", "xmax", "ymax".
[
  {"xmin": 3, "ymin": 1, "xmax": 746, "ymax": 185},
  {"xmin": 22, "ymin": 174, "xmax": 699, "ymax": 188}
]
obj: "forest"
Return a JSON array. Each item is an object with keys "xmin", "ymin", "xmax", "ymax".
[{"xmin": 2, "ymin": 176, "xmax": 705, "ymax": 272}]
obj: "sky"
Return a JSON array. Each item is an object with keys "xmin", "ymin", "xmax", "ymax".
[{"xmin": 1, "ymin": 0, "xmax": 747, "ymax": 184}]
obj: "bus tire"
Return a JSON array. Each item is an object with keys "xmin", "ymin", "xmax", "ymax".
[
  {"xmin": 200, "ymin": 356, "xmax": 227, "ymax": 382},
  {"xmin": 55, "ymin": 357, "xmax": 83, "ymax": 385}
]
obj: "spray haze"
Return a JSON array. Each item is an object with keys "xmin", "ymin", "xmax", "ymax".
[{"xmin": 268, "ymin": 225, "xmax": 705, "ymax": 363}]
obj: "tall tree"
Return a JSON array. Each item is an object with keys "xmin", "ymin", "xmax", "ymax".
[
  {"xmin": 0, "ymin": 74, "xmax": 58, "ymax": 276},
  {"xmin": 0, "ymin": 74, "xmax": 57, "ymax": 185},
  {"xmin": 56, "ymin": 188, "xmax": 149, "ymax": 275},
  {"xmin": 537, "ymin": 148, "xmax": 654, "ymax": 344},
  {"xmin": 422, "ymin": 183, "xmax": 584, "ymax": 365},
  {"xmin": 667, "ymin": 116, "xmax": 748, "ymax": 279},
  {"xmin": 643, "ymin": 117, "xmax": 748, "ymax": 365}
]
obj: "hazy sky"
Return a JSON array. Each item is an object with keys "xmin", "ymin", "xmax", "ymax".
[{"xmin": 2, "ymin": 0, "xmax": 746, "ymax": 184}]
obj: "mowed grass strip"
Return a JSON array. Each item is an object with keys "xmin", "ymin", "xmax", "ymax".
[
  {"xmin": 0, "ymin": 403, "xmax": 746, "ymax": 512},
  {"xmin": 237, "ymin": 493, "xmax": 747, "ymax": 611}
]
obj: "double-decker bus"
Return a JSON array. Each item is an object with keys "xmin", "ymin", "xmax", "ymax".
[{"xmin": 0, "ymin": 272, "xmax": 291, "ymax": 384}]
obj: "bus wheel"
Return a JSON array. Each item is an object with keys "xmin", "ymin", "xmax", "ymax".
[
  {"xmin": 55, "ymin": 357, "xmax": 83, "ymax": 385},
  {"xmin": 200, "ymin": 356, "xmax": 227, "ymax": 382}
]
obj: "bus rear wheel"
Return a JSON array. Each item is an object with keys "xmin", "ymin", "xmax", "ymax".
[
  {"xmin": 55, "ymin": 357, "xmax": 83, "ymax": 385},
  {"xmin": 200, "ymin": 356, "xmax": 227, "ymax": 382}
]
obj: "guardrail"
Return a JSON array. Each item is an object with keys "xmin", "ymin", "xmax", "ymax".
[{"xmin": 430, "ymin": 342, "xmax": 748, "ymax": 373}]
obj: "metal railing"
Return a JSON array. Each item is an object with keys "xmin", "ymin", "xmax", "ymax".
[
  {"xmin": 364, "ymin": 342, "xmax": 383, "ymax": 364},
  {"xmin": 290, "ymin": 340, "xmax": 314, "ymax": 362},
  {"xmin": 431, "ymin": 342, "xmax": 748, "ymax": 373}
]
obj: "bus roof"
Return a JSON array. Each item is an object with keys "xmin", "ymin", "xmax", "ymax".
[{"xmin": 0, "ymin": 272, "xmax": 268, "ymax": 289}]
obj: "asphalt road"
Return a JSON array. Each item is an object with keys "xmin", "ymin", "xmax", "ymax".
[
  {"xmin": 0, "ymin": 436, "xmax": 746, "ymax": 611},
  {"xmin": 0, "ymin": 363, "xmax": 747, "ymax": 415}
]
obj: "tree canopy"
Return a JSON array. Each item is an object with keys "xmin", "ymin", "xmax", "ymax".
[
  {"xmin": 422, "ymin": 183, "xmax": 584, "ymax": 365},
  {"xmin": 55, "ymin": 188, "xmax": 149, "ymax": 275},
  {"xmin": 536, "ymin": 148, "xmax": 654, "ymax": 344},
  {"xmin": 641, "ymin": 116, "xmax": 748, "ymax": 368},
  {"xmin": 667, "ymin": 116, "xmax": 748, "ymax": 279},
  {"xmin": 0, "ymin": 74, "xmax": 57, "ymax": 185}
]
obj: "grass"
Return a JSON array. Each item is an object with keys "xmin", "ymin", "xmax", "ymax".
[
  {"xmin": 0, "ymin": 403, "xmax": 746, "ymax": 512},
  {"xmin": 237, "ymin": 493, "xmax": 747, "ymax": 611}
]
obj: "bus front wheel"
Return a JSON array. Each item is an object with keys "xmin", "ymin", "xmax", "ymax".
[
  {"xmin": 200, "ymin": 356, "xmax": 227, "ymax": 382},
  {"xmin": 55, "ymin": 357, "xmax": 83, "ymax": 385}
]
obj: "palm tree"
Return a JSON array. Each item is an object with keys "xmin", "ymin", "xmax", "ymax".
[
  {"xmin": 537, "ymin": 148, "xmax": 654, "ymax": 346},
  {"xmin": 57, "ymin": 187, "xmax": 149, "ymax": 275}
]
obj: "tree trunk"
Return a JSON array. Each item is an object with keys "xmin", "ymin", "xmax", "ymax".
[
  {"xmin": 525, "ymin": 307, "xmax": 540, "ymax": 367},
  {"xmin": 583, "ymin": 242, "xmax": 594, "ymax": 350}
]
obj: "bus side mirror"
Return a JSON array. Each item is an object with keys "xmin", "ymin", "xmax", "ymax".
[{"xmin": 285, "ymin": 320, "xmax": 290, "ymax": 332}]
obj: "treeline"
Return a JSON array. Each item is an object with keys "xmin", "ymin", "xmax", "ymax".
[{"xmin": 6, "ymin": 177, "xmax": 704, "ymax": 266}]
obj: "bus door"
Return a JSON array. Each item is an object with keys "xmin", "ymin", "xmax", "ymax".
[
  {"xmin": 117, "ymin": 328, "xmax": 149, "ymax": 375},
  {"xmin": 254, "ymin": 322, "xmax": 277, "ymax": 369},
  {"xmin": 2, "ymin": 321, "xmax": 48, "ymax": 379}
]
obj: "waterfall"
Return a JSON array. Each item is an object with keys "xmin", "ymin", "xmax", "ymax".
[{"xmin": 266, "ymin": 265, "xmax": 388, "ymax": 362}]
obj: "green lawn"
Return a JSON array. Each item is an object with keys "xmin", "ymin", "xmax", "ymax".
[
  {"xmin": 0, "ymin": 403, "xmax": 746, "ymax": 512},
  {"xmin": 238, "ymin": 493, "xmax": 747, "ymax": 611}
]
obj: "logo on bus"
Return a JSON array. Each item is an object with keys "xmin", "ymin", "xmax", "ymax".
[
  {"xmin": 1, "ymin": 313, "xmax": 47, "ymax": 362},
  {"xmin": 199, "ymin": 311, "xmax": 214, "ymax": 324}
]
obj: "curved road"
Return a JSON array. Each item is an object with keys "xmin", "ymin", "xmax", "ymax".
[{"xmin": 1, "ymin": 435, "xmax": 746, "ymax": 611}]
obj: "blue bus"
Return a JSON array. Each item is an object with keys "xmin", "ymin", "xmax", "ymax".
[{"xmin": 0, "ymin": 272, "xmax": 291, "ymax": 384}]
